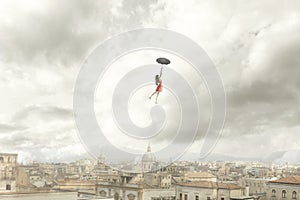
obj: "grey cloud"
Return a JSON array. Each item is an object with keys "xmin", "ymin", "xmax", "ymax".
[
  {"xmin": 0, "ymin": 123, "xmax": 26, "ymax": 132},
  {"xmin": 0, "ymin": 0, "xmax": 165, "ymax": 67},
  {"xmin": 226, "ymin": 37, "xmax": 300, "ymax": 132},
  {"xmin": 1, "ymin": 0, "xmax": 108, "ymax": 66},
  {"xmin": 13, "ymin": 105, "xmax": 73, "ymax": 122}
]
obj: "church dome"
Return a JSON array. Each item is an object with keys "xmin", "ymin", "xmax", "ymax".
[{"xmin": 142, "ymin": 144, "xmax": 156, "ymax": 162}]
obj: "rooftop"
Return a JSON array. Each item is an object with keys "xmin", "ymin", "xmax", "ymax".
[
  {"xmin": 186, "ymin": 172, "xmax": 216, "ymax": 178},
  {"xmin": 269, "ymin": 176, "xmax": 300, "ymax": 185},
  {"xmin": 176, "ymin": 181, "xmax": 243, "ymax": 190},
  {"xmin": 57, "ymin": 180, "xmax": 96, "ymax": 185},
  {"xmin": 0, "ymin": 153, "xmax": 18, "ymax": 156}
]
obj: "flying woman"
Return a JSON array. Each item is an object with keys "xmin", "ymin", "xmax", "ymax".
[
  {"xmin": 149, "ymin": 67, "xmax": 163, "ymax": 104},
  {"xmin": 149, "ymin": 57, "xmax": 170, "ymax": 104}
]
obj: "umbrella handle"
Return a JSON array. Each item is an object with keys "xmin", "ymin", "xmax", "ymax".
[{"xmin": 160, "ymin": 65, "xmax": 163, "ymax": 77}]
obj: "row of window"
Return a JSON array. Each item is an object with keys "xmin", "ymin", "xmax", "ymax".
[
  {"xmin": 98, "ymin": 190, "xmax": 137, "ymax": 200},
  {"xmin": 246, "ymin": 182, "xmax": 264, "ymax": 187},
  {"xmin": 0, "ymin": 157, "xmax": 13, "ymax": 163},
  {"xmin": 179, "ymin": 193, "xmax": 225, "ymax": 200},
  {"xmin": 154, "ymin": 175, "xmax": 171, "ymax": 179},
  {"xmin": 272, "ymin": 189, "xmax": 297, "ymax": 199}
]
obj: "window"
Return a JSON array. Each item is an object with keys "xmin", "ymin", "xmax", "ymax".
[
  {"xmin": 272, "ymin": 189, "xmax": 276, "ymax": 197},
  {"xmin": 221, "ymin": 198, "xmax": 225, "ymax": 200},
  {"xmin": 0, "ymin": 157, "xmax": 3, "ymax": 163},
  {"xmin": 127, "ymin": 193, "xmax": 136, "ymax": 200},
  {"xmin": 114, "ymin": 192, "xmax": 119, "ymax": 200},
  {"xmin": 282, "ymin": 190, "xmax": 287, "ymax": 198},
  {"xmin": 207, "ymin": 197, "xmax": 211, "ymax": 200},
  {"xmin": 292, "ymin": 191, "xmax": 297, "ymax": 199},
  {"xmin": 195, "ymin": 195, "xmax": 199, "ymax": 200},
  {"xmin": 6, "ymin": 184, "xmax": 11, "ymax": 190},
  {"xmin": 179, "ymin": 193, "xmax": 182, "ymax": 200},
  {"xmin": 99, "ymin": 190, "xmax": 107, "ymax": 197},
  {"xmin": 184, "ymin": 194, "xmax": 188, "ymax": 200}
]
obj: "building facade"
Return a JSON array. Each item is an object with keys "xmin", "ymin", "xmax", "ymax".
[
  {"xmin": 0, "ymin": 153, "xmax": 30, "ymax": 193},
  {"xmin": 95, "ymin": 182, "xmax": 175, "ymax": 200},
  {"xmin": 238, "ymin": 177, "xmax": 272, "ymax": 196},
  {"xmin": 266, "ymin": 176, "xmax": 300, "ymax": 200},
  {"xmin": 175, "ymin": 181, "xmax": 247, "ymax": 200},
  {"xmin": 0, "ymin": 153, "xmax": 18, "ymax": 193}
]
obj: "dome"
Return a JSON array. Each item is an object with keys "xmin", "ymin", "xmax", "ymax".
[{"xmin": 142, "ymin": 144, "xmax": 156, "ymax": 162}]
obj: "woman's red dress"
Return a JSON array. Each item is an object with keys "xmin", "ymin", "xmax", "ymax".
[{"xmin": 156, "ymin": 80, "xmax": 163, "ymax": 92}]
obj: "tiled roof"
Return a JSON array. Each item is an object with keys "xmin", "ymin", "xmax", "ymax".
[
  {"xmin": 269, "ymin": 176, "xmax": 300, "ymax": 185},
  {"xmin": 176, "ymin": 181, "xmax": 242, "ymax": 190}
]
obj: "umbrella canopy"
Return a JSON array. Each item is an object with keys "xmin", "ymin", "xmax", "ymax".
[{"xmin": 156, "ymin": 57, "xmax": 171, "ymax": 65}]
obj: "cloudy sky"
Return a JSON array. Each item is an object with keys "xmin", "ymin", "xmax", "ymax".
[{"xmin": 0, "ymin": 0, "xmax": 300, "ymax": 163}]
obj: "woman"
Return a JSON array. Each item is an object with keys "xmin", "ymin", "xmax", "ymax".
[{"xmin": 149, "ymin": 67, "xmax": 163, "ymax": 104}]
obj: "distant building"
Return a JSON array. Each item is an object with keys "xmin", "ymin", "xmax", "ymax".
[
  {"xmin": 160, "ymin": 163, "xmax": 188, "ymax": 175},
  {"xmin": 144, "ymin": 172, "xmax": 172, "ymax": 188},
  {"xmin": 184, "ymin": 172, "xmax": 217, "ymax": 182},
  {"xmin": 266, "ymin": 176, "xmax": 300, "ymax": 199},
  {"xmin": 238, "ymin": 177, "xmax": 272, "ymax": 200},
  {"xmin": 142, "ymin": 145, "xmax": 158, "ymax": 172},
  {"xmin": 247, "ymin": 167, "xmax": 273, "ymax": 178}
]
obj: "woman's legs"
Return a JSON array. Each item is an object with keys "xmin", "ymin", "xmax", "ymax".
[
  {"xmin": 155, "ymin": 92, "xmax": 160, "ymax": 104},
  {"xmin": 149, "ymin": 91, "xmax": 161, "ymax": 103},
  {"xmin": 149, "ymin": 91, "xmax": 157, "ymax": 99}
]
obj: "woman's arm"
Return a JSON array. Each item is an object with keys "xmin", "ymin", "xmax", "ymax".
[{"xmin": 159, "ymin": 66, "xmax": 163, "ymax": 78}]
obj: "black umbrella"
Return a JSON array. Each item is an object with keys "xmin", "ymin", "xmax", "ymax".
[{"xmin": 156, "ymin": 57, "xmax": 171, "ymax": 65}]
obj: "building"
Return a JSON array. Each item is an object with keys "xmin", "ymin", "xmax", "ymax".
[
  {"xmin": 142, "ymin": 145, "xmax": 158, "ymax": 172},
  {"xmin": 0, "ymin": 153, "xmax": 30, "ymax": 193},
  {"xmin": 184, "ymin": 172, "xmax": 217, "ymax": 182},
  {"xmin": 95, "ymin": 181, "xmax": 175, "ymax": 200},
  {"xmin": 144, "ymin": 172, "xmax": 172, "ymax": 188},
  {"xmin": 0, "ymin": 153, "xmax": 18, "ymax": 193},
  {"xmin": 247, "ymin": 167, "xmax": 273, "ymax": 178},
  {"xmin": 0, "ymin": 191, "xmax": 77, "ymax": 200},
  {"xmin": 175, "ymin": 181, "xmax": 250, "ymax": 200},
  {"xmin": 57, "ymin": 180, "xmax": 96, "ymax": 193},
  {"xmin": 266, "ymin": 176, "xmax": 300, "ymax": 199},
  {"xmin": 238, "ymin": 178, "xmax": 266, "ymax": 195}
]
